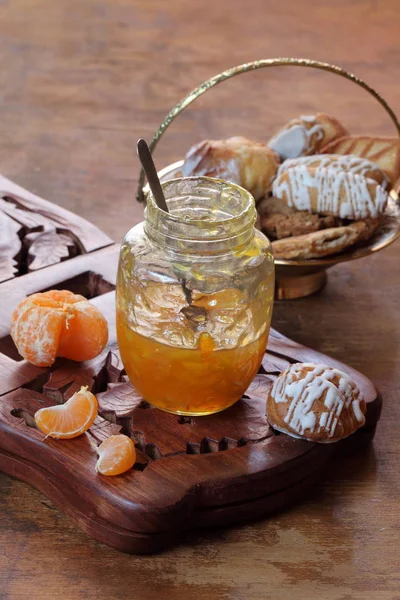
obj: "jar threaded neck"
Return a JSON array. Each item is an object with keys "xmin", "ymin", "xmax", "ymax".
[{"xmin": 144, "ymin": 177, "xmax": 256, "ymax": 255}]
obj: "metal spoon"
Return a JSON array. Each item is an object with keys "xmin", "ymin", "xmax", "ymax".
[
  {"xmin": 137, "ymin": 139, "xmax": 169, "ymax": 213},
  {"xmin": 136, "ymin": 139, "xmax": 207, "ymax": 323}
]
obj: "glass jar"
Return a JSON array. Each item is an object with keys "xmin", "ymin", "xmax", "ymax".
[{"xmin": 116, "ymin": 177, "xmax": 274, "ymax": 416}]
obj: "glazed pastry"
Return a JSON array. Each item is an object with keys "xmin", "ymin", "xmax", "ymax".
[
  {"xmin": 268, "ymin": 113, "xmax": 348, "ymax": 160},
  {"xmin": 271, "ymin": 218, "xmax": 379, "ymax": 260},
  {"xmin": 257, "ymin": 196, "xmax": 342, "ymax": 240},
  {"xmin": 321, "ymin": 135, "xmax": 400, "ymax": 184},
  {"xmin": 182, "ymin": 136, "xmax": 279, "ymax": 200},
  {"xmin": 277, "ymin": 154, "xmax": 389, "ymax": 187},
  {"xmin": 266, "ymin": 363, "xmax": 366, "ymax": 442},
  {"xmin": 272, "ymin": 155, "xmax": 389, "ymax": 219}
]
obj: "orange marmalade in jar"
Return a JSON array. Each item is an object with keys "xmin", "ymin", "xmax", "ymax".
[{"xmin": 116, "ymin": 177, "xmax": 274, "ymax": 415}]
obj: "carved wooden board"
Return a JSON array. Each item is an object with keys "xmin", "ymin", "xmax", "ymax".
[
  {"xmin": 0, "ymin": 174, "xmax": 113, "ymax": 283},
  {"xmin": 0, "ymin": 177, "xmax": 381, "ymax": 554}
]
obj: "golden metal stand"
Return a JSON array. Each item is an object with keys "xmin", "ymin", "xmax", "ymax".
[{"xmin": 136, "ymin": 58, "xmax": 400, "ymax": 299}]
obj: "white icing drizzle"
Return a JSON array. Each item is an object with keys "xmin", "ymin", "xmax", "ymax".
[
  {"xmin": 352, "ymin": 399, "xmax": 364, "ymax": 423},
  {"xmin": 299, "ymin": 115, "xmax": 325, "ymax": 142},
  {"xmin": 273, "ymin": 155, "xmax": 388, "ymax": 219},
  {"xmin": 268, "ymin": 126, "xmax": 308, "ymax": 160},
  {"xmin": 183, "ymin": 151, "xmax": 241, "ymax": 184},
  {"xmin": 268, "ymin": 115, "xmax": 324, "ymax": 160},
  {"xmin": 300, "ymin": 114, "xmax": 320, "ymax": 124},
  {"xmin": 278, "ymin": 154, "xmax": 389, "ymax": 188},
  {"xmin": 270, "ymin": 363, "xmax": 365, "ymax": 439},
  {"xmin": 182, "ymin": 141, "xmax": 210, "ymax": 175}
]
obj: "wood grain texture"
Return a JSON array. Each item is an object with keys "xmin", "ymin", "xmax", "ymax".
[
  {"xmin": 0, "ymin": 222, "xmax": 380, "ymax": 553},
  {"xmin": 0, "ymin": 0, "xmax": 399, "ymax": 598}
]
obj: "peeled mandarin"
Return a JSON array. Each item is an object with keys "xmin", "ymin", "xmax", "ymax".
[
  {"xmin": 95, "ymin": 435, "xmax": 136, "ymax": 476},
  {"xmin": 10, "ymin": 290, "xmax": 108, "ymax": 367},
  {"xmin": 35, "ymin": 386, "xmax": 98, "ymax": 439}
]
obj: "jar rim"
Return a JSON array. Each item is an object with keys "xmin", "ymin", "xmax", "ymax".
[{"xmin": 145, "ymin": 176, "xmax": 255, "ymax": 227}]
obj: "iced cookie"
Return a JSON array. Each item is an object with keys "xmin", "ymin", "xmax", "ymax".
[
  {"xmin": 272, "ymin": 155, "xmax": 389, "ymax": 220},
  {"xmin": 266, "ymin": 363, "xmax": 366, "ymax": 442}
]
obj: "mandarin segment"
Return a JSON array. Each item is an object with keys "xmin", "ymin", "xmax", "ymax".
[
  {"xmin": 44, "ymin": 290, "xmax": 86, "ymax": 304},
  {"xmin": 11, "ymin": 301, "xmax": 64, "ymax": 367},
  {"xmin": 95, "ymin": 435, "xmax": 136, "ymax": 476},
  {"xmin": 35, "ymin": 385, "xmax": 98, "ymax": 439},
  {"xmin": 10, "ymin": 290, "xmax": 108, "ymax": 366}
]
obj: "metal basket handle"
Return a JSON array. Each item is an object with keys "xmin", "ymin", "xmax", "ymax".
[{"xmin": 136, "ymin": 57, "xmax": 400, "ymax": 203}]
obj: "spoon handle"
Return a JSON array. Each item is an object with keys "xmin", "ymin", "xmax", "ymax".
[{"xmin": 137, "ymin": 139, "xmax": 169, "ymax": 213}]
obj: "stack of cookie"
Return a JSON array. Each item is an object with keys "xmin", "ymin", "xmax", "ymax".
[{"xmin": 182, "ymin": 114, "xmax": 400, "ymax": 259}]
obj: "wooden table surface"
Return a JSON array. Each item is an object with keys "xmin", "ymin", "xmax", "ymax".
[{"xmin": 1, "ymin": 1, "xmax": 399, "ymax": 598}]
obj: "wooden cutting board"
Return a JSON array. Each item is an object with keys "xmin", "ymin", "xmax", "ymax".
[{"xmin": 0, "ymin": 175, "xmax": 381, "ymax": 554}]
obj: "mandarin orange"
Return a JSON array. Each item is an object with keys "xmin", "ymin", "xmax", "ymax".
[
  {"xmin": 35, "ymin": 385, "xmax": 98, "ymax": 439},
  {"xmin": 10, "ymin": 290, "xmax": 108, "ymax": 366},
  {"xmin": 95, "ymin": 435, "xmax": 136, "ymax": 476}
]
